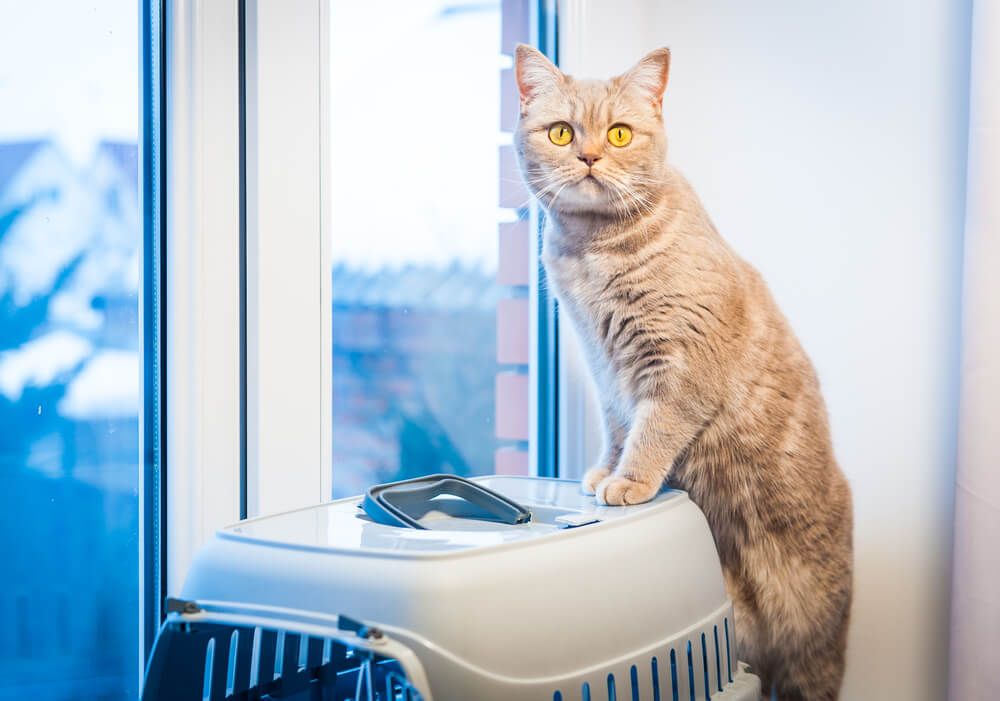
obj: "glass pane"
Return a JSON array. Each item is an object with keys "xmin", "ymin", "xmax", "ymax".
[
  {"xmin": 328, "ymin": 0, "xmax": 533, "ymax": 498},
  {"xmin": 0, "ymin": 1, "xmax": 141, "ymax": 698}
]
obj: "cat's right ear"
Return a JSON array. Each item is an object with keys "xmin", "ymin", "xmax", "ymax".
[{"xmin": 514, "ymin": 44, "xmax": 563, "ymax": 113}]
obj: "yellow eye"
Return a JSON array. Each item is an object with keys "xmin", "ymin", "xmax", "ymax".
[
  {"xmin": 607, "ymin": 124, "xmax": 633, "ymax": 147},
  {"xmin": 548, "ymin": 122, "xmax": 574, "ymax": 146}
]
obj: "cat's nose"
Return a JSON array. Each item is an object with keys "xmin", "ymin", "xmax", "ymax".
[{"xmin": 578, "ymin": 154, "xmax": 602, "ymax": 167}]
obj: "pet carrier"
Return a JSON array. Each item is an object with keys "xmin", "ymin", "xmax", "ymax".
[{"xmin": 142, "ymin": 475, "xmax": 761, "ymax": 700}]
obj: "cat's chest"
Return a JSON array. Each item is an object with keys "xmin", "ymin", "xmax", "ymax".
[
  {"xmin": 542, "ymin": 250, "xmax": 620, "ymax": 354},
  {"xmin": 542, "ymin": 251, "xmax": 614, "ymax": 314}
]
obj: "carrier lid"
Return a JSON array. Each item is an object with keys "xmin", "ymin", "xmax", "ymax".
[{"xmin": 221, "ymin": 476, "xmax": 683, "ymax": 556}]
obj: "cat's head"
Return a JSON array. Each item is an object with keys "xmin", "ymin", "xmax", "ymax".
[{"xmin": 514, "ymin": 45, "xmax": 671, "ymax": 219}]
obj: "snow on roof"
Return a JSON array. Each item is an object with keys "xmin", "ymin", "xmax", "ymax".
[
  {"xmin": 0, "ymin": 330, "xmax": 93, "ymax": 401},
  {"xmin": 58, "ymin": 349, "xmax": 139, "ymax": 419}
]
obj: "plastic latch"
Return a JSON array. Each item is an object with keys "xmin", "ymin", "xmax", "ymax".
[
  {"xmin": 554, "ymin": 513, "xmax": 601, "ymax": 529},
  {"xmin": 338, "ymin": 614, "xmax": 383, "ymax": 640},
  {"xmin": 164, "ymin": 597, "xmax": 202, "ymax": 615}
]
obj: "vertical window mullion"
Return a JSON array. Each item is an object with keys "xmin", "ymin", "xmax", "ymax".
[
  {"xmin": 244, "ymin": 0, "xmax": 327, "ymax": 517},
  {"xmin": 140, "ymin": 0, "xmax": 167, "ymax": 675},
  {"xmin": 163, "ymin": 0, "xmax": 242, "ymax": 594}
]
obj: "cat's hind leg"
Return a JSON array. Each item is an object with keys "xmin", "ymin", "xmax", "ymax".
[
  {"xmin": 772, "ymin": 647, "xmax": 845, "ymax": 701},
  {"xmin": 771, "ymin": 603, "xmax": 849, "ymax": 701}
]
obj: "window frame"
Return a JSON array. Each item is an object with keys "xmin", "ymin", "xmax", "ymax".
[
  {"xmin": 159, "ymin": 0, "xmax": 563, "ymax": 596},
  {"xmin": 243, "ymin": 0, "xmax": 330, "ymax": 516},
  {"xmin": 162, "ymin": 0, "xmax": 244, "ymax": 595},
  {"xmin": 160, "ymin": 0, "xmax": 330, "ymax": 592}
]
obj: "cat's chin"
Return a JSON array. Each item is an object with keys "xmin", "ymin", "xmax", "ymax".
[{"xmin": 547, "ymin": 177, "xmax": 616, "ymax": 215}]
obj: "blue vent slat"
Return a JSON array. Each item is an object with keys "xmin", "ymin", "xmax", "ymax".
[
  {"xmin": 608, "ymin": 673, "xmax": 617, "ymax": 701},
  {"xmin": 701, "ymin": 633, "xmax": 711, "ymax": 700},
  {"xmin": 583, "ymin": 681, "xmax": 592, "ymax": 701},
  {"xmin": 670, "ymin": 648, "xmax": 679, "ymax": 701},
  {"xmin": 226, "ymin": 630, "xmax": 239, "ymax": 697},
  {"xmin": 553, "ymin": 692, "xmax": 563, "ymax": 701},
  {"xmin": 274, "ymin": 631, "xmax": 286, "ymax": 679},
  {"xmin": 630, "ymin": 664, "xmax": 640, "ymax": 701},
  {"xmin": 202, "ymin": 638, "xmax": 215, "ymax": 701},
  {"xmin": 297, "ymin": 634, "xmax": 309, "ymax": 671},
  {"xmin": 724, "ymin": 618, "xmax": 733, "ymax": 683},
  {"xmin": 652, "ymin": 656, "xmax": 661, "ymax": 701},
  {"xmin": 713, "ymin": 626, "xmax": 722, "ymax": 692},
  {"xmin": 686, "ymin": 641, "xmax": 695, "ymax": 701}
]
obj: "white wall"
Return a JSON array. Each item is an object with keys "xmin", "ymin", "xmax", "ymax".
[{"xmin": 558, "ymin": 1, "xmax": 970, "ymax": 698}]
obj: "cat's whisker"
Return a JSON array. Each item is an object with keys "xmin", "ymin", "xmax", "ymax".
[
  {"xmin": 599, "ymin": 173, "xmax": 636, "ymax": 222},
  {"xmin": 528, "ymin": 179, "xmax": 572, "ymax": 206},
  {"xmin": 600, "ymin": 171, "xmax": 658, "ymax": 221},
  {"xmin": 547, "ymin": 179, "xmax": 575, "ymax": 211}
]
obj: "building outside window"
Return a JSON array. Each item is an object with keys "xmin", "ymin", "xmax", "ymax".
[{"xmin": 0, "ymin": 1, "xmax": 141, "ymax": 698}]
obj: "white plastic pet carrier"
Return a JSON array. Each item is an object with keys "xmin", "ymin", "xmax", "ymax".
[{"xmin": 142, "ymin": 475, "xmax": 761, "ymax": 700}]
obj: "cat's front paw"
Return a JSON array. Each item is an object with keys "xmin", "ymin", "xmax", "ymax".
[
  {"xmin": 596, "ymin": 473, "xmax": 661, "ymax": 506},
  {"xmin": 581, "ymin": 465, "xmax": 613, "ymax": 495}
]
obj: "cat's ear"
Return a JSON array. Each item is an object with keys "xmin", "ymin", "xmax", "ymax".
[
  {"xmin": 515, "ymin": 44, "xmax": 563, "ymax": 113},
  {"xmin": 617, "ymin": 47, "xmax": 671, "ymax": 110}
]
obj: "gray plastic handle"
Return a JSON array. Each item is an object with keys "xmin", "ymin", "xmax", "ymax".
[{"xmin": 362, "ymin": 474, "xmax": 532, "ymax": 530}]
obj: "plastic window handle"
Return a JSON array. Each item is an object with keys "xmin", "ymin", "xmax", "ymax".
[{"xmin": 362, "ymin": 474, "xmax": 532, "ymax": 530}]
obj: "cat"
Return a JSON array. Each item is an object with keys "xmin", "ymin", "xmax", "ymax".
[{"xmin": 513, "ymin": 44, "xmax": 853, "ymax": 701}]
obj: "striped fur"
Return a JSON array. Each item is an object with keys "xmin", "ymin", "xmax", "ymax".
[{"xmin": 514, "ymin": 45, "xmax": 853, "ymax": 701}]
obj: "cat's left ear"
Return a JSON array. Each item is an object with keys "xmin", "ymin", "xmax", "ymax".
[
  {"xmin": 617, "ymin": 47, "xmax": 671, "ymax": 111},
  {"xmin": 515, "ymin": 44, "xmax": 564, "ymax": 113}
]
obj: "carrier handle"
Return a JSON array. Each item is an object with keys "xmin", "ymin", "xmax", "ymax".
[{"xmin": 362, "ymin": 474, "xmax": 532, "ymax": 529}]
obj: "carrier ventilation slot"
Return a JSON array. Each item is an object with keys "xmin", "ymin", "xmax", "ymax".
[
  {"xmin": 670, "ymin": 648, "xmax": 679, "ymax": 701},
  {"xmin": 713, "ymin": 626, "xmax": 722, "ymax": 692},
  {"xmin": 724, "ymin": 617, "xmax": 733, "ymax": 683},
  {"xmin": 225, "ymin": 630, "xmax": 238, "ymax": 696},
  {"xmin": 201, "ymin": 638, "xmax": 215, "ymax": 701},
  {"xmin": 274, "ymin": 631, "xmax": 285, "ymax": 679},
  {"xmin": 249, "ymin": 627, "xmax": 261, "ymax": 688},
  {"xmin": 548, "ymin": 624, "xmax": 733, "ymax": 701},
  {"xmin": 649, "ymin": 657, "xmax": 660, "ymax": 701},
  {"xmin": 142, "ymin": 620, "xmax": 425, "ymax": 701},
  {"xmin": 686, "ymin": 640, "xmax": 695, "ymax": 701},
  {"xmin": 297, "ymin": 634, "xmax": 309, "ymax": 671},
  {"xmin": 701, "ymin": 634, "xmax": 711, "ymax": 700}
]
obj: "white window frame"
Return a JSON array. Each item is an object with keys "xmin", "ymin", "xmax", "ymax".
[
  {"xmin": 165, "ymin": 0, "xmax": 330, "ymax": 591},
  {"xmin": 165, "ymin": 0, "xmax": 243, "ymax": 594},
  {"xmin": 243, "ymin": 0, "xmax": 331, "ymax": 516}
]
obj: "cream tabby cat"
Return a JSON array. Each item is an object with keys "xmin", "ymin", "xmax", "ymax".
[{"xmin": 514, "ymin": 45, "xmax": 853, "ymax": 701}]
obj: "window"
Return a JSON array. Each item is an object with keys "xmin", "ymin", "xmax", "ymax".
[
  {"xmin": 162, "ymin": 0, "xmax": 555, "ymax": 564},
  {"xmin": 0, "ymin": 1, "xmax": 142, "ymax": 698},
  {"xmin": 328, "ymin": 0, "xmax": 538, "ymax": 497}
]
